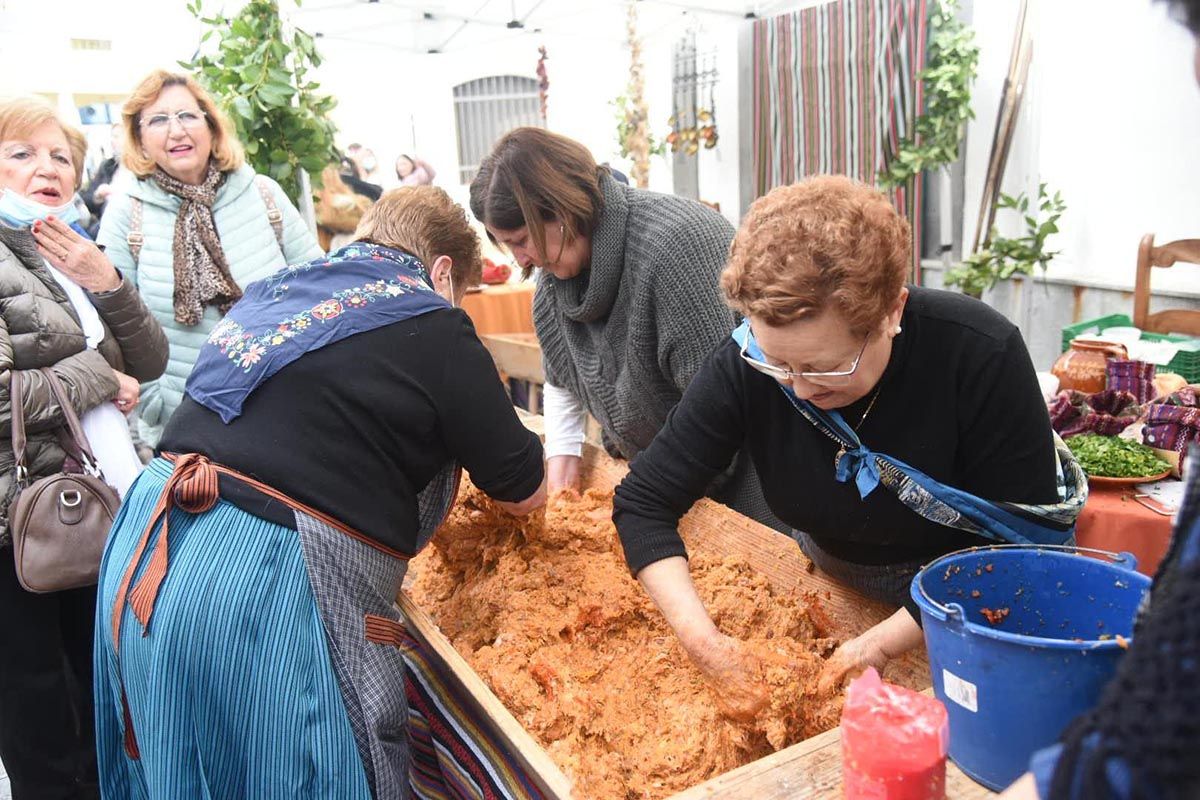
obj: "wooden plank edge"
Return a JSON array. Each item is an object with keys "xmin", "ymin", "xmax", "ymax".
[
  {"xmin": 670, "ymin": 693, "xmax": 997, "ymax": 800},
  {"xmin": 667, "ymin": 728, "xmax": 842, "ymax": 800},
  {"xmin": 397, "ymin": 592, "xmax": 576, "ymax": 799},
  {"xmin": 480, "ymin": 332, "xmax": 540, "ymax": 345}
]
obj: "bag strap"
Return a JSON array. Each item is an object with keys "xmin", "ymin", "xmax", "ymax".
[
  {"xmin": 254, "ymin": 176, "xmax": 285, "ymax": 253},
  {"xmin": 10, "ymin": 371, "xmax": 28, "ymax": 485},
  {"xmin": 126, "ymin": 196, "xmax": 144, "ymax": 268},
  {"xmin": 7, "ymin": 369, "xmax": 99, "ymax": 483},
  {"xmin": 39, "ymin": 368, "xmax": 103, "ymax": 476}
]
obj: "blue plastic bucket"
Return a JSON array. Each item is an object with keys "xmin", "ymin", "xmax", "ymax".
[{"xmin": 910, "ymin": 544, "xmax": 1150, "ymax": 791}]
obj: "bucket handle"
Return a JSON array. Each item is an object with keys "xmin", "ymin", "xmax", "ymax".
[
  {"xmin": 916, "ymin": 543, "xmax": 1140, "ymax": 624},
  {"xmin": 940, "ymin": 601, "xmax": 968, "ymax": 627}
]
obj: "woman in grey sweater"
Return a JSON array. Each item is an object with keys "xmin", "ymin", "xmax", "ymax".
[{"xmin": 470, "ymin": 127, "xmax": 781, "ymax": 530}]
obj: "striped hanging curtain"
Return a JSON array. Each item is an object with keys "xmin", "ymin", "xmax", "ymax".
[{"xmin": 751, "ymin": 0, "xmax": 929, "ymax": 280}]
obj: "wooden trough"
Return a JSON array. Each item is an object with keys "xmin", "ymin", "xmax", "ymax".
[{"xmin": 399, "ymin": 427, "xmax": 993, "ymax": 799}]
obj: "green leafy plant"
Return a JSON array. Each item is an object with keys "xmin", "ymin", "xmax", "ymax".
[
  {"xmin": 944, "ymin": 184, "xmax": 1067, "ymax": 298},
  {"xmin": 180, "ymin": 0, "xmax": 338, "ymax": 205},
  {"xmin": 878, "ymin": 0, "xmax": 979, "ymax": 189},
  {"xmin": 611, "ymin": 94, "xmax": 666, "ymax": 160}
]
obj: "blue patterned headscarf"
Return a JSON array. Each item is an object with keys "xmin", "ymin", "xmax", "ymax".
[{"xmin": 187, "ymin": 242, "xmax": 450, "ymax": 422}]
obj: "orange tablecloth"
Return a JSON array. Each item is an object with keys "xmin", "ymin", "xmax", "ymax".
[
  {"xmin": 1074, "ymin": 485, "xmax": 1175, "ymax": 576},
  {"xmin": 460, "ymin": 283, "xmax": 535, "ymax": 336}
]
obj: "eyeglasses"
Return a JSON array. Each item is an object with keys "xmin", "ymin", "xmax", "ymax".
[
  {"xmin": 140, "ymin": 110, "xmax": 207, "ymax": 132},
  {"xmin": 739, "ymin": 326, "xmax": 870, "ymax": 387}
]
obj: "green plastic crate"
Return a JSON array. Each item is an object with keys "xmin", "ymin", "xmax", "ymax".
[{"xmin": 1060, "ymin": 314, "xmax": 1200, "ymax": 383}]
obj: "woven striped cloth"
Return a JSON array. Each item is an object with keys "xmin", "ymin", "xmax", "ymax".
[
  {"xmin": 750, "ymin": 0, "xmax": 929, "ymax": 280},
  {"xmin": 400, "ymin": 626, "xmax": 549, "ymax": 800},
  {"xmin": 1145, "ymin": 387, "xmax": 1200, "ymax": 457}
]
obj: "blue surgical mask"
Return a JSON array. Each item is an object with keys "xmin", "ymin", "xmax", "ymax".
[{"xmin": 0, "ymin": 188, "xmax": 81, "ymax": 228}]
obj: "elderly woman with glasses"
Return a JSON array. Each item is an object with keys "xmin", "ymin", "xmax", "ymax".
[
  {"xmin": 96, "ymin": 70, "xmax": 322, "ymax": 447},
  {"xmin": 612, "ymin": 176, "xmax": 1085, "ymax": 717}
]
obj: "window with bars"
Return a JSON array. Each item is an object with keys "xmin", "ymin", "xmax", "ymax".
[{"xmin": 453, "ymin": 75, "xmax": 543, "ymax": 185}]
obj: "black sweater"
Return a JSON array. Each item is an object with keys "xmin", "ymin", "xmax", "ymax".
[
  {"xmin": 613, "ymin": 287, "xmax": 1057, "ymax": 572},
  {"xmin": 162, "ymin": 308, "xmax": 543, "ymax": 554}
]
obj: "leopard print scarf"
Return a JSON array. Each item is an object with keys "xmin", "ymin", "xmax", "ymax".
[{"xmin": 152, "ymin": 162, "xmax": 242, "ymax": 325}]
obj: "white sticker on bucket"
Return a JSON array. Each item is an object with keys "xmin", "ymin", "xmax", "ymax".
[{"xmin": 942, "ymin": 668, "xmax": 978, "ymax": 713}]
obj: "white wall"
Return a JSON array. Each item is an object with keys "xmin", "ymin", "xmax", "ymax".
[
  {"xmin": 0, "ymin": 0, "xmax": 200, "ymax": 106},
  {"xmin": 963, "ymin": 0, "xmax": 1200, "ymax": 294},
  {"xmin": 695, "ymin": 25, "xmax": 744, "ymax": 220},
  {"xmin": 315, "ymin": 31, "xmax": 641, "ymax": 204},
  {"xmin": 0, "ymin": 1, "xmax": 748, "ymax": 224},
  {"xmin": 312, "ymin": 10, "xmax": 747, "ymax": 225}
]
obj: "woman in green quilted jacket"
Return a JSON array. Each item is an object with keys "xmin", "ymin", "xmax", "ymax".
[{"xmin": 97, "ymin": 70, "xmax": 322, "ymax": 445}]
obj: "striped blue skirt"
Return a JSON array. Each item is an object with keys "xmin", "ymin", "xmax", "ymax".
[{"xmin": 94, "ymin": 458, "xmax": 372, "ymax": 799}]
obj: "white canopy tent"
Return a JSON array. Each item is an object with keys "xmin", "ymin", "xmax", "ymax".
[{"xmin": 287, "ymin": 0, "xmax": 813, "ymax": 54}]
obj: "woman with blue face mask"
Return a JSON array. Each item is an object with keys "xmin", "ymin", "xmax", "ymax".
[{"xmin": 0, "ymin": 97, "xmax": 168, "ymax": 800}]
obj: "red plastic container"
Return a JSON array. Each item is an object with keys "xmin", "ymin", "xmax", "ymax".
[{"xmin": 841, "ymin": 668, "xmax": 949, "ymax": 800}]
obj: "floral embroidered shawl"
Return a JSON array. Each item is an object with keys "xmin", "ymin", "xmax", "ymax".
[{"xmin": 187, "ymin": 242, "xmax": 449, "ymax": 422}]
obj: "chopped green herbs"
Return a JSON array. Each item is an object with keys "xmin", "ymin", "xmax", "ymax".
[{"xmin": 1066, "ymin": 434, "xmax": 1171, "ymax": 478}]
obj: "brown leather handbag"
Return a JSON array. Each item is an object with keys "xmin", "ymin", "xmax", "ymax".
[{"xmin": 9, "ymin": 368, "xmax": 121, "ymax": 593}]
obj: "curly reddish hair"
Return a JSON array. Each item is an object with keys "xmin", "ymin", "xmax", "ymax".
[{"xmin": 721, "ymin": 175, "xmax": 911, "ymax": 336}]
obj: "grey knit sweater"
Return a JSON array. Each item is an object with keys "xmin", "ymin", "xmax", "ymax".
[
  {"xmin": 535, "ymin": 175, "xmax": 787, "ymax": 532},
  {"xmin": 534, "ymin": 175, "xmax": 786, "ymax": 533},
  {"xmin": 535, "ymin": 173, "xmax": 737, "ymax": 459}
]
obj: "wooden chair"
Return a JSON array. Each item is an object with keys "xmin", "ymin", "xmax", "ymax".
[
  {"xmin": 480, "ymin": 333, "xmax": 603, "ymax": 444},
  {"xmin": 479, "ymin": 333, "xmax": 544, "ymax": 413},
  {"xmin": 1134, "ymin": 234, "xmax": 1200, "ymax": 335}
]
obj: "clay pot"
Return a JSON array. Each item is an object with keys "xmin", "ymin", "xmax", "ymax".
[{"xmin": 1052, "ymin": 338, "xmax": 1129, "ymax": 394}]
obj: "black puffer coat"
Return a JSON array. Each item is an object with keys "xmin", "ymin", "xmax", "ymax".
[{"xmin": 0, "ymin": 224, "xmax": 168, "ymax": 544}]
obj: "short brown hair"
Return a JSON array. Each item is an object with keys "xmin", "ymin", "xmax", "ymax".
[
  {"xmin": 721, "ymin": 176, "xmax": 910, "ymax": 336},
  {"xmin": 121, "ymin": 70, "xmax": 244, "ymax": 177},
  {"xmin": 0, "ymin": 98, "xmax": 88, "ymax": 189},
  {"xmin": 469, "ymin": 127, "xmax": 605, "ymax": 278},
  {"xmin": 354, "ymin": 186, "xmax": 483, "ymax": 287}
]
